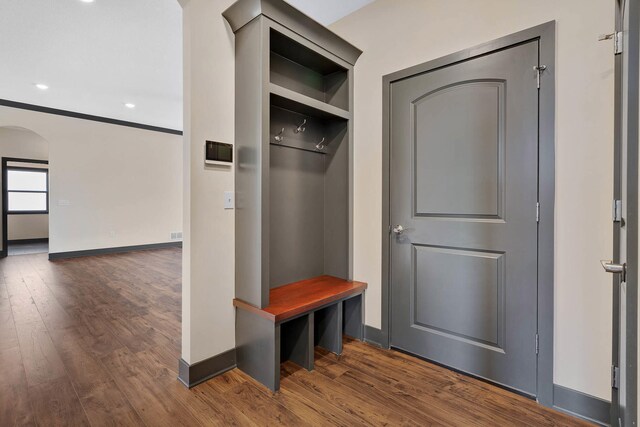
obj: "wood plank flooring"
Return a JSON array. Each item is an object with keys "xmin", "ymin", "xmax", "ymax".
[{"xmin": 0, "ymin": 248, "xmax": 590, "ymax": 426}]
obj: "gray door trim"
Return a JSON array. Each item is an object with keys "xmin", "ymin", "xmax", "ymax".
[
  {"xmin": 381, "ymin": 21, "xmax": 555, "ymax": 406},
  {"xmin": 611, "ymin": 3, "xmax": 623, "ymax": 423},
  {"xmin": 613, "ymin": 0, "xmax": 639, "ymax": 424}
]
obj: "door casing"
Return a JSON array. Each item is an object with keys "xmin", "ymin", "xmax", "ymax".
[
  {"xmin": 381, "ymin": 21, "xmax": 556, "ymax": 406},
  {"xmin": 612, "ymin": 0, "xmax": 639, "ymax": 424},
  {"xmin": 0, "ymin": 157, "xmax": 49, "ymax": 258}
]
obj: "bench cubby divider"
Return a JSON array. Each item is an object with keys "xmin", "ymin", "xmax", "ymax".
[{"xmin": 314, "ymin": 302, "xmax": 344, "ymax": 355}]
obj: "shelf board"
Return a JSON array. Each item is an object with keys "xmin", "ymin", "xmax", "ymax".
[
  {"xmin": 269, "ymin": 83, "xmax": 351, "ymax": 121},
  {"xmin": 234, "ymin": 275, "xmax": 367, "ymax": 323}
]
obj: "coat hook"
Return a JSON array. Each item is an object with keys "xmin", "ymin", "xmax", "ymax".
[
  {"xmin": 315, "ymin": 137, "xmax": 326, "ymax": 150},
  {"xmin": 294, "ymin": 119, "xmax": 307, "ymax": 134},
  {"xmin": 274, "ymin": 128, "xmax": 284, "ymax": 142}
]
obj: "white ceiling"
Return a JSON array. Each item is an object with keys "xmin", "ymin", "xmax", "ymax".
[
  {"xmin": 0, "ymin": 0, "xmax": 372, "ymax": 131},
  {"xmin": 286, "ymin": 0, "xmax": 374, "ymax": 26}
]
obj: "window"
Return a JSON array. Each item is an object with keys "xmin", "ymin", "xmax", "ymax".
[{"xmin": 7, "ymin": 168, "xmax": 48, "ymax": 214}]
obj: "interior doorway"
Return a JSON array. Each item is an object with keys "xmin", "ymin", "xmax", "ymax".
[
  {"xmin": 382, "ymin": 22, "xmax": 555, "ymax": 404},
  {"xmin": 0, "ymin": 127, "xmax": 49, "ymax": 258},
  {"xmin": 2, "ymin": 158, "xmax": 49, "ymax": 256}
]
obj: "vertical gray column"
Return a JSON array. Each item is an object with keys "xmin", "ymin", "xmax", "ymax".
[{"xmin": 236, "ymin": 309, "xmax": 280, "ymax": 391}]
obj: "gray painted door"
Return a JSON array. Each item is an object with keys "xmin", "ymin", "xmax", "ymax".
[
  {"xmin": 390, "ymin": 40, "xmax": 539, "ymax": 395},
  {"xmin": 610, "ymin": 0, "xmax": 637, "ymax": 424}
]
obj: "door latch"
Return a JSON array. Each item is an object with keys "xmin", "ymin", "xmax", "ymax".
[{"xmin": 601, "ymin": 259, "xmax": 626, "ymax": 282}]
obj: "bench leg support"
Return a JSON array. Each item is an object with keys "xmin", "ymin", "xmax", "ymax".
[
  {"xmin": 236, "ymin": 309, "xmax": 280, "ymax": 391},
  {"xmin": 343, "ymin": 294, "xmax": 364, "ymax": 340}
]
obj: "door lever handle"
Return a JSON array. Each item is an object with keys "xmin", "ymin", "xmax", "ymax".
[{"xmin": 601, "ymin": 260, "xmax": 626, "ymax": 281}]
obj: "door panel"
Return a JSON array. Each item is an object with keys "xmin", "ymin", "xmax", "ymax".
[
  {"xmin": 414, "ymin": 80, "xmax": 505, "ymax": 218},
  {"xmin": 413, "ymin": 246, "xmax": 504, "ymax": 348},
  {"xmin": 390, "ymin": 40, "xmax": 539, "ymax": 395}
]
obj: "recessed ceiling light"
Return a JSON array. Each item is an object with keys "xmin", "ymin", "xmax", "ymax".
[
  {"xmin": 80, "ymin": 0, "xmax": 95, "ymax": 3},
  {"xmin": 35, "ymin": 83, "xmax": 49, "ymax": 90},
  {"xmin": 125, "ymin": 103, "xmax": 136, "ymax": 109}
]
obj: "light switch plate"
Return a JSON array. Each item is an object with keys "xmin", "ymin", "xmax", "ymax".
[{"xmin": 224, "ymin": 191, "xmax": 234, "ymax": 209}]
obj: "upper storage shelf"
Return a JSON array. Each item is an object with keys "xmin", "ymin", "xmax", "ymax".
[
  {"xmin": 270, "ymin": 29, "xmax": 350, "ymax": 112},
  {"xmin": 270, "ymin": 84, "xmax": 350, "ymax": 121}
]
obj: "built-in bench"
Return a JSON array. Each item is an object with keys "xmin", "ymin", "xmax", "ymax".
[{"xmin": 234, "ymin": 275, "xmax": 367, "ymax": 391}]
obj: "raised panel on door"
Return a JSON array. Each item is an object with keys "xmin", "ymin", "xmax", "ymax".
[
  {"xmin": 414, "ymin": 80, "xmax": 505, "ymax": 219},
  {"xmin": 412, "ymin": 246, "xmax": 505, "ymax": 350}
]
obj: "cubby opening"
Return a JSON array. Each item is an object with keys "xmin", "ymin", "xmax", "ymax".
[
  {"xmin": 270, "ymin": 29, "xmax": 349, "ymax": 111},
  {"xmin": 314, "ymin": 304, "xmax": 342, "ymax": 354},
  {"xmin": 280, "ymin": 314, "xmax": 312, "ymax": 366},
  {"xmin": 269, "ymin": 103, "xmax": 349, "ymax": 289}
]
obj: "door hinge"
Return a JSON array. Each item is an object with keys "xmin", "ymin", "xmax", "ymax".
[
  {"xmin": 615, "ymin": 31, "xmax": 623, "ymax": 54},
  {"xmin": 599, "ymin": 32, "xmax": 623, "ymax": 54},
  {"xmin": 536, "ymin": 202, "xmax": 540, "ymax": 223},
  {"xmin": 612, "ymin": 365, "xmax": 620, "ymax": 389},
  {"xmin": 535, "ymin": 334, "xmax": 539, "ymax": 355},
  {"xmin": 613, "ymin": 199, "xmax": 622, "ymax": 222},
  {"xmin": 533, "ymin": 65, "xmax": 547, "ymax": 89}
]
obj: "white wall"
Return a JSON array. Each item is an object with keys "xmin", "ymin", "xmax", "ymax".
[
  {"xmin": 0, "ymin": 107, "xmax": 183, "ymax": 254},
  {"xmin": 0, "ymin": 127, "xmax": 49, "ymax": 246},
  {"xmin": 330, "ymin": 0, "xmax": 614, "ymax": 400},
  {"xmin": 180, "ymin": 0, "xmax": 618, "ymax": 403},
  {"xmin": 181, "ymin": 0, "xmax": 235, "ymax": 365}
]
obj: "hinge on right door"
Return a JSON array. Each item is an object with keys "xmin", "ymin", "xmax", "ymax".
[
  {"xmin": 613, "ymin": 199, "xmax": 622, "ymax": 222},
  {"xmin": 536, "ymin": 202, "xmax": 540, "ymax": 223},
  {"xmin": 599, "ymin": 32, "xmax": 623, "ymax": 54},
  {"xmin": 612, "ymin": 365, "xmax": 620, "ymax": 389},
  {"xmin": 535, "ymin": 334, "xmax": 539, "ymax": 355},
  {"xmin": 533, "ymin": 65, "xmax": 547, "ymax": 89},
  {"xmin": 614, "ymin": 31, "xmax": 623, "ymax": 54}
]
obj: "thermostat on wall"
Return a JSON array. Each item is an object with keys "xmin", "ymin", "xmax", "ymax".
[{"xmin": 205, "ymin": 141, "xmax": 233, "ymax": 166}]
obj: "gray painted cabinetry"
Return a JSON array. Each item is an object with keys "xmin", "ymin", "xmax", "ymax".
[{"xmin": 223, "ymin": 0, "xmax": 362, "ymax": 391}]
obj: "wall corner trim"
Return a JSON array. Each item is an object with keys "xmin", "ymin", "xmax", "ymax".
[
  {"xmin": 178, "ymin": 348, "xmax": 237, "ymax": 388},
  {"xmin": 552, "ymin": 384, "xmax": 611, "ymax": 426},
  {"xmin": 48, "ymin": 241, "xmax": 182, "ymax": 260}
]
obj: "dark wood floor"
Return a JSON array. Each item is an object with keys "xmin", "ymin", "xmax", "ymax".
[{"xmin": 0, "ymin": 248, "xmax": 589, "ymax": 426}]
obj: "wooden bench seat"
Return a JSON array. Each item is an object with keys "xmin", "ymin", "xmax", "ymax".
[
  {"xmin": 233, "ymin": 275, "xmax": 367, "ymax": 323},
  {"xmin": 234, "ymin": 275, "xmax": 367, "ymax": 391}
]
